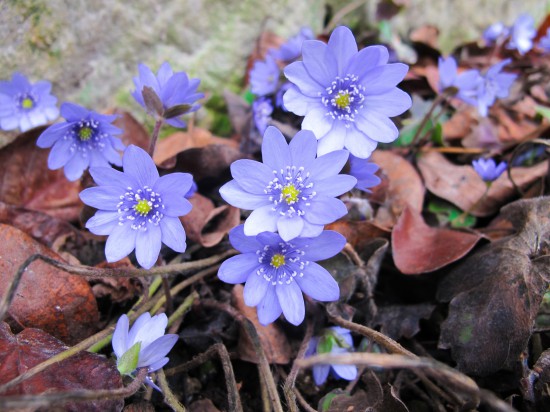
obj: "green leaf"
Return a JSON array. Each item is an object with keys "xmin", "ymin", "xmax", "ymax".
[
  {"xmin": 317, "ymin": 335, "xmax": 335, "ymax": 354},
  {"xmin": 535, "ymin": 104, "xmax": 550, "ymax": 121},
  {"xmin": 117, "ymin": 341, "xmax": 141, "ymax": 376},
  {"xmin": 243, "ymin": 90, "xmax": 255, "ymax": 105},
  {"xmin": 428, "ymin": 201, "xmax": 476, "ymax": 228}
]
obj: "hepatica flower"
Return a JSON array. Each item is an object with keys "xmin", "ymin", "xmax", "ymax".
[
  {"xmin": 132, "ymin": 62, "xmax": 203, "ymax": 128},
  {"xmin": 305, "ymin": 327, "xmax": 358, "ymax": 385},
  {"xmin": 0, "ymin": 72, "xmax": 59, "ymax": 132},
  {"xmin": 437, "ymin": 56, "xmax": 480, "ymax": 106},
  {"xmin": 539, "ymin": 28, "xmax": 550, "ymax": 52},
  {"xmin": 283, "ymin": 25, "xmax": 411, "ymax": 158},
  {"xmin": 250, "ymin": 54, "xmax": 280, "ymax": 96},
  {"xmin": 218, "ymin": 225, "xmax": 344, "ymax": 325},
  {"xmin": 252, "ymin": 97, "xmax": 273, "ymax": 134},
  {"xmin": 36, "ymin": 102, "xmax": 124, "ymax": 181},
  {"xmin": 113, "ymin": 312, "xmax": 178, "ymax": 390},
  {"xmin": 270, "ymin": 27, "xmax": 315, "ymax": 61},
  {"xmin": 483, "ymin": 22, "xmax": 509, "ymax": 45},
  {"xmin": 507, "ymin": 14, "xmax": 536, "ymax": 55},
  {"xmin": 475, "ymin": 59, "xmax": 516, "ymax": 117},
  {"xmin": 80, "ymin": 145, "xmax": 193, "ymax": 269},
  {"xmin": 349, "ymin": 154, "xmax": 381, "ymax": 193},
  {"xmin": 219, "ymin": 126, "xmax": 356, "ymax": 241},
  {"xmin": 472, "ymin": 158, "xmax": 507, "ymax": 183}
]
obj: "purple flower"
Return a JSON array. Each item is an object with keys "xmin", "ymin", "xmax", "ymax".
[
  {"xmin": 252, "ymin": 97, "xmax": 273, "ymax": 134},
  {"xmin": 474, "ymin": 59, "xmax": 516, "ymax": 117},
  {"xmin": 283, "ymin": 26, "xmax": 411, "ymax": 159},
  {"xmin": 218, "ymin": 225, "xmax": 344, "ymax": 325},
  {"xmin": 36, "ymin": 103, "xmax": 124, "ymax": 181},
  {"xmin": 0, "ymin": 72, "xmax": 59, "ymax": 132},
  {"xmin": 219, "ymin": 126, "xmax": 356, "ymax": 241},
  {"xmin": 538, "ymin": 28, "xmax": 550, "ymax": 52},
  {"xmin": 305, "ymin": 327, "xmax": 358, "ymax": 385},
  {"xmin": 132, "ymin": 62, "xmax": 203, "ymax": 128},
  {"xmin": 270, "ymin": 27, "xmax": 315, "ymax": 61},
  {"xmin": 250, "ymin": 54, "xmax": 280, "ymax": 96},
  {"xmin": 112, "ymin": 312, "xmax": 178, "ymax": 390},
  {"xmin": 472, "ymin": 158, "xmax": 507, "ymax": 182},
  {"xmin": 437, "ymin": 56, "xmax": 481, "ymax": 106},
  {"xmin": 483, "ymin": 22, "xmax": 509, "ymax": 45},
  {"xmin": 349, "ymin": 154, "xmax": 381, "ymax": 193},
  {"xmin": 80, "ymin": 145, "xmax": 193, "ymax": 269},
  {"xmin": 507, "ymin": 14, "xmax": 536, "ymax": 55}
]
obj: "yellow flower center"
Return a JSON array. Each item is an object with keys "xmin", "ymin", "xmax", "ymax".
[
  {"xmin": 334, "ymin": 91, "xmax": 350, "ymax": 109},
  {"xmin": 282, "ymin": 184, "xmax": 300, "ymax": 204},
  {"xmin": 270, "ymin": 254, "xmax": 285, "ymax": 268},
  {"xmin": 79, "ymin": 127, "xmax": 93, "ymax": 141},
  {"xmin": 21, "ymin": 97, "xmax": 34, "ymax": 109},
  {"xmin": 133, "ymin": 199, "xmax": 152, "ymax": 216}
]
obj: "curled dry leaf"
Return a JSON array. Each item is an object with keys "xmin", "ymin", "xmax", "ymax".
[
  {"xmin": 370, "ymin": 150, "xmax": 425, "ymax": 228},
  {"xmin": 0, "ymin": 224, "xmax": 98, "ymax": 345},
  {"xmin": 0, "ymin": 127, "xmax": 82, "ymax": 221},
  {"xmin": 437, "ymin": 197, "xmax": 550, "ymax": 375},
  {"xmin": 373, "ymin": 303, "xmax": 436, "ymax": 340},
  {"xmin": 0, "ymin": 323, "xmax": 123, "ymax": 412},
  {"xmin": 417, "ymin": 151, "xmax": 548, "ymax": 217},
  {"xmin": 91, "ymin": 258, "xmax": 142, "ymax": 303},
  {"xmin": 231, "ymin": 285, "xmax": 291, "ymax": 364},
  {"xmin": 180, "ymin": 193, "xmax": 240, "ymax": 248},
  {"xmin": 392, "ymin": 206, "xmax": 481, "ymax": 274}
]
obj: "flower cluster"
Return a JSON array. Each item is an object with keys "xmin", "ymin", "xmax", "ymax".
[
  {"xmin": 0, "ymin": 72, "xmax": 59, "ymax": 132},
  {"xmin": 305, "ymin": 327, "xmax": 358, "ymax": 385},
  {"xmin": 483, "ymin": 13, "xmax": 536, "ymax": 55}
]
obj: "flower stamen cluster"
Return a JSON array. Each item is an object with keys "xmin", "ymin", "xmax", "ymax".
[{"xmin": 321, "ymin": 75, "xmax": 365, "ymax": 125}]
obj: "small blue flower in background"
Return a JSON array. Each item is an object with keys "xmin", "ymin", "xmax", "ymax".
[
  {"xmin": 36, "ymin": 102, "xmax": 124, "ymax": 181},
  {"xmin": 250, "ymin": 54, "xmax": 280, "ymax": 97},
  {"xmin": 472, "ymin": 158, "xmax": 507, "ymax": 183},
  {"xmin": 252, "ymin": 97, "xmax": 273, "ymax": 134},
  {"xmin": 113, "ymin": 312, "xmax": 178, "ymax": 391},
  {"xmin": 349, "ymin": 154, "xmax": 381, "ymax": 193},
  {"xmin": 283, "ymin": 25, "xmax": 411, "ymax": 159},
  {"xmin": 219, "ymin": 126, "xmax": 356, "ymax": 241},
  {"xmin": 218, "ymin": 225, "xmax": 344, "ymax": 326},
  {"xmin": 270, "ymin": 27, "xmax": 314, "ymax": 61},
  {"xmin": 538, "ymin": 28, "xmax": 550, "ymax": 52},
  {"xmin": 507, "ymin": 14, "xmax": 536, "ymax": 55},
  {"xmin": 437, "ymin": 56, "xmax": 481, "ymax": 106},
  {"xmin": 132, "ymin": 62, "xmax": 204, "ymax": 128},
  {"xmin": 80, "ymin": 145, "xmax": 193, "ymax": 269},
  {"xmin": 474, "ymin": 59, "xmax": 516, "ymax": 117},
  {"xmin": 482, "ymin": 22, "xmax": 509, "ymax": 45},
  {"xmin": 0, "ymin": 72, "xmax": 59, "ymax": 132},
  {"xmin": 305, "ymin": 327, "xmax": 358, "ymax": 385},
  {"xmin": 275, "ymin": 82, "xmax": 292, "ymax": 111}
]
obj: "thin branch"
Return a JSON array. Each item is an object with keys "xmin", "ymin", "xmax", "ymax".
[
  {"xmin": 157, "ymin": 369, "xmax": 186, "ymax": 412},
  {"xmin": 0, "ymin": 254, "xmax": 40, "ymax": 322}
]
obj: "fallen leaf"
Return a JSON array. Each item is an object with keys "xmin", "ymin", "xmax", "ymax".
[
  {"xmin": 327, "ymin": 220, "xmax": 390, "ymax": 252},
  {"xmin": 417, "ymin": 151, "xmax": 548, "ymax": 216},
  {"xmin": 0, "ymin": 224, "xmax": 98, "ymax": 345},
  {"xmin": 373, "ymin": 304, "xmax": 435, "ymax": 339},
  {"xmin": 410, "ymin": 25, "xmax": 439, "ymax": 49},
  {"xmin": 232, "ymin": 285, "xmax": 291, "ymax": 364},
  {"xmin": 532, "ymin": 349, "xmax": 550, "ymax": 409},
  {"xmin": 436, "ymin": 197, "xmax": 550, "ymax": 375},
  {"xmin": 189, "ymin": 399, "xmax": 222, "ymax": 412},
  {"xmin": 91, "ymin": 259, "xmax": 142, "ymax": 303},
  {"xmin": 0, "ymin": 127, "xmax": 83, "ymax": 221},
  {"xmin": 0, "ymin": 323, "xmax": 123, "ymax": 412},
  {"xmin": 109, "ymin": 110, "xmax": 150, "ymax": 151},
  {"xmin": 392, "ymin": 206, "xmax": 481, "ymax": 274}
]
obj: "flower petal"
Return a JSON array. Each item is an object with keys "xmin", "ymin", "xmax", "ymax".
[
  {"xmin": 359, "ymin": 63, "xmax": 408, "ymax": 94},
  {"xmin": 276, "ymin": 281, "xmax": 305, "ymax": 326},
  {"xmin": 63, "ymin": 152, "xmax": 89, "ymax": 181},
  {"xmin": 261, "ymin": 126, "xmax": 291, "ymax": 170},
  {"xmin": 313, "ymin": 364, "xmax": 331, "ymax": 386},
  {"xmin": 283, "ymin": 86, "xmax": 319, "ymax": 116},
  {"xmin": 160, "ymin": 217, "xmax": 186, "ymax": 252},
  {"xmin": 297, "ymin": 231, "xmax": 346, "ymax": 261},
  {"xmin": 302, "ymin": 108, "xmax": 334, "ymax": 140},
  {"xmin": 123, "ymin": 145, "xmax": 159, "ymax": 187},
  {"xmin": 277, "ymin": 215, "xmax": 304, "ymax": 242},
  {"xmin": 228, "ymin": 225, "xmax": 261, "ymax": 253},
  {"xmin": 327, "ymin": 26, "xmax": 358, "ymax": 74},
  {"xmin": 244, "ymin": 205, "xmax": 278, "ymax": 236},
  {"xmin": 315, "ymin": 174, "xmax": 356, "ymax": 197},
  {"xmin": 300, "ymin": 220, "xmax": 324, "ymax": 238},
  {"xmin": 162, "ymin": 194, "xmax": 192, "ymax": 217},
  {"xmin": 218, "ymin": 254, "xmax": 259, "ymax": 284},
  {"xmin": 316, "ymin": 123, "xmax": 346, "ymax": 156},
  {"xmin": 105, "ymin": 223, "xmax": 137, "ymax": 263},
  {"xmin": 112, "ymin": 314, "xmax": 129, "ymax": 358},
  {"xmin": 283, "ymin": 62, "xmax": 324, "ymax": 96},
  {"xmin": 153, "ymin": 172, "xmax": 193, "ymax": 199},
  {"xmin": 304, "ymin": 196, "xmax": 347, "ymax": 225},
  {"xmin": 220, "ymin": 180, "xmax": 269, "ymax": 210},
  {"xmin": 60, "ymin": 102, "xmax": 89, "ymax": 121},
  {"xmin": 48, "ymin": 138, "xmax": 75, "ymax": 169},
  {"xmin": 344, "ymin": 126, "xmax": 379, "ymax": 158},
  {"xmin": 85, "ymin": 211, "xmax": 120, "ymax": 235},
  {"xmin": 302, "ymin": 40, "xmax": 337, "ymax": 86},
  {"xmin": 244, "ymin": 272, "xmax": 270, "ymax": 306},
  {"xmin": 257, "ymin": 286, "xmax": 282, "ymax": 326},
  {"xmin": 355, "ymin": 111, "xmax": 399, "ymax": 144},
  {"xmin": 36, "ymin": 123, "xmax": 70, "ymax": 148},
  {"xmin": 332, "ymin": 364, "xmax": 358, "ymax": 381},
  {"xmin": 308, "ymin": 149, "xmax": 349, "ymax": 180},
  {"xmin": 79, "ymin": 186, "xmax": 122, "ymax": 210},
  {"xmin": 128, "ymin": 312, "xmax": 152, "ymax": 345},
  {"xmin": 347, "ymin": 45, "xmax": 389, "ymax": 79},
  {"xmin": 296, "ymin": 262, "xmax": 340, "ymax": 301},
  {"xmin": 135, "ymin": 224, "xmax": 162, "ymax": 269},
  {"xmin": 147, "ymin": 357, "xmax": 169, "ymax": 373},
  {"xmin": 132, "ymin": 313, "xmax": 167, "ymax": 348},
  {"xmin": 138, "ymin": 334, "xmax": 178, "ymax": 368},
  {"xmin": 364, "ymin": 88, "xmax": 411, "ymax": 117},
  {"xmin": 230, "ymin": 159, "xmax": 272, "ymax": 194},
  {"xmin": 90, "ymin": 166, "xmax": 138, "ymax": 189}
]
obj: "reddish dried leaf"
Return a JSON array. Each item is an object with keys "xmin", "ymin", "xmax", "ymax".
[
  {"xmin": 0, "ymin": 127, "xmax": 82, "ymax": 221},
  {"xmin": 91, "ymin": 259, "xmax": 142, "ymax": 303},
  {"xmin": 327, "ymin": 220, "xmax": 390, "ymax": 252},
  {"xmin": 231, "ymin": 285, "xmax": 291, "ymax": 364},
  {"xmin": 417, "ymin": 151, "xmax": 548, "ymax": 216},
  {"xmin": 0, "ymin": 224, "xmax": 98, "ymax": 344},
  {"xmin": 370, "ymin": 150, "xmax": 425, "ymax": 228},
  {"xmin": 437, "ymin": 197, "xmax": 550, "ymax": 375},
  {"xmin": 110, "ymin": 110, "xmax": 150, "ymax": 151},
  {"xmin": 0, "ymin": 323, "xmax": 123, "ymax": 412},
  {"xmin": 392, "ymin": 207, "xmax": 481, "ymax": 274},
  {"xmin": 442, "ymin": 109, "xmax": 475, "ymax": 141},
  {"xmin": 180, "ymin": 193, "xmax": 240, "ymax": 248}
]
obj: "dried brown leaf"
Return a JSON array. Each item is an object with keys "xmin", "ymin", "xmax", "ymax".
[{"xmin": 374, "ymin": 303, "xmax": 435, "ymax": 340}]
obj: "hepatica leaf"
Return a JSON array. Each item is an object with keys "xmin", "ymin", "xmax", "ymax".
[{"xmin": 117, "ymin": 341, "xmax": 141, "ymax": 375}]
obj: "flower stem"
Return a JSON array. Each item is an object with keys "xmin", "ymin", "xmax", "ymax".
[
  {"xmin": 157, "ymin": 369, "xmax": 186, "ymax": 412},
  {"xmin": 410, "ymin": 93, "xmax": 446, "ymax": 147},
  {"xmin": 148, "ymin": 118, "xmax": 164, "ymax": 157},
  {"xmin": 456, "ymin": 183, "xmax": 491, "ymax": 225}
]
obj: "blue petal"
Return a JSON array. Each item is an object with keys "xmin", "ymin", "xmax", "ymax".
[
  {"xmin": 289, "ymin": 130, "xmax": 317, "ymax": 169},
  {"xmin": 276, "ymin": 281, "xmax": 305, "ymax": 326},
  {"xmin": 112, "ymin": 314, "xmax": 129, "ymax": 358},
  {"xmin": 128, "ymin": 312, "xmax": 152, "ymax": 345},
  {"xmin": 160, "ymin": 217, "xmax": 187, "ymax": 252},
  {"xmin": 302, "ymin": 40, "xmax": 337, "ymax": 86},
  {"xmin": 327, "ymin": 26, "xmax": 358, "ymax": 74},
  {"xmin": 344, "ymin": 126, "xmax": 379, "ymax": 158},
  {"xmin": 313, "ymin": 364, "xmax": 330, "ymax": 385},
  {"xmin": 147, "ymin": 357, "xmax": 169, "ymax": 373},
  {"xmin": 36, "ymin": 123, "xmax": 71, "ymax": 148},
  {"xmin": 60, "ymin": 102, "xmax": 89, "ymax": 122},
  {"xmin": 316, "ymin": 122, "xmax": 346, "ymax": 156},
  {"xmin": 244, "ymin": 272, "xmax": 270, "ymax": 306},
  {"xmin": 261, "ymin": 126, "xmax": 291, "ymax": 170},
  {"xmin": 355, "ymin": 111, "xmax": 399, "ymax": 144},
  {"xmin": 135, "ymin": 224, "xmax": 162, "ymax": 269},
  {"xmin": 153, "ymin": 172, "xmax": 193, "ymax": 199},
  {"xmin": 299, "ymin": 220, "xmax": 324, "ymax": 238},
  {"xmin": 277, "ymin": 215, "xmax": 304, "ymax": 241},
  {"xmin": 359, "ymin": 63, "xmax": 408, "ymax": 94},
  {"xmin": 228, "ymin": 225, "xmax": 261, "ymax": 253},
  {"xmin": 230, "ymin": 159, "xmax": 272, "ymax": 194},
  {"xmin": 302, "ymin": 108, "xmax": 334, "ymax": 140},
  {"xmin": 315, "ymin": 174, "xmax": 356, "ymax": 197},
  {"xmin": 48, "ymin": 138, "xmax": 75, "ymax": 169},
  {"xmin": 138, "ymin": 334, "xmax": 178, "ymax": 368},
  {"xmin": 79, "ymin": 186, "xmax": 121, "ymax": 210},
  {"xmin": 85, "ymin": 211, "xmax": 120, "ymax": 235},
  {"xmin": 257, "ymin": 286, "xmax": 282, "ymax": 326},
  {"xmin": 332, "ymin": 364, "xmax": 358, "ymax": 381},
  {"xmin": 157, "ymin": 62, "xmax": 174, "ymax": 86},
  {"xmin": 244, "ymin": 205, "xmax": 278, "ymax": 236},
  {"xmin": 308, "ymin": 149, "xmax": 348, "ymax": 180},
  {"xmin": 219, "ymin": 180, "xmax": 269, "ymax": 210},
  {"xmin": 63, "ymin": 152, "xmax": 89, "ymax": 181},
  {"xmin": 294, "ymin": 230, "xmax": 346, "ymax": 261},
  {"xmin": 364, "ymin": 88, "xmax": 411, "ymax": 117},
  {"xmin": 295, "ymin": 262, "xmax": 340, "ymax": 301},
  {"xmin": 346, "ymin": 45, "xmax": 389, "ymax": 79},
  {"xmin": 218, "ymin": 254, "xmax": 258, "ymax": 284},
  {"xmin": 304, "ymin": 196, "xmax": 347, "ymax": 225},
  {"xmin": 283, "ymin": 61, "xmax": 324, "ymax": 96},
  {"xmin": 105, "ymin": 223, "xmax": 137, "ymax": 263},
  {"xmin": 123, "ymin": 145, "xmax": 159, "ymax": 187},
  {"xmin": 282, "ymin": 86, "xmax": 318, "ymax": 116},
  {"xmin": 90, "ymin": 166, "xmax": 138, "ymax": 190},
  {"xmin": 162, "ymin": 194, "xmax": 192, "ymax": 217}
]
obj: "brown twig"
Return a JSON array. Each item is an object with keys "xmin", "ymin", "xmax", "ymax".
[{"xmin": 157, "ymin": 369, "xmax": 186, "ymax": 412}]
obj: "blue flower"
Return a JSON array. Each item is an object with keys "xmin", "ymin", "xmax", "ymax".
[
  {"xmin": 0, "ymin": 72, "xmax": 59, "ymax": 132},
  {"xmin": 250, "ymin": 54, "xmax": 280, "ymax": 96},
  {"xmin": 305, "ymin": 327, "xmax": 358, "ymax": 385},
  {"xmin": 283, "ymin": 26, "xmax": 411, "ymax": 158},
  {"xmin": 36, "ymin": 102, "xmax": 124, "ymax": 181},
  {"xmin": 437, "ymin": 56, "xmax": 481, "ymax": 106},
  {"xmin": 538, "ymin": 28, "xmax": 550, "ymax": 52},
  {"xmin": 112, "ymin": 312, "xmax": 178, "ymax": 391},
  {"xmin": 252, "ymin": 97, "xmax": 273, "ymax": 134},
  {"xmin": 218, "ymin": 225, "xmax": 344, "ymax": 326},
  {"xmin": 483, "ymin": 22, "xmax": 509, "ymax": 45},
  {"xmin": 507, "ymin": 14, "xmax": 536, "ymax": 55},
  {"xmin": 79, "ymin": 145, "xmax": 193, "ymax": 269},
  {"xmin": 132, "ymin": 62, "xmax": 203, "ymax": 128},
  {"xmin": 472, "ymin": 158, "xmax": 507, "ymax": 182},
  {"xmin": 219, "ymin": 126, "xmax": 356, "ymax": 241},
  {"xmin": 349, "ymin": 154, "xmax": 381, "ymax": 193},
  {"xmin": 270, "ymin": 27, "xmax": 314, "ymax": 61},
  {"xmin": 474, "ymin": 59, "xmax": 516, "ymax": 117}
]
